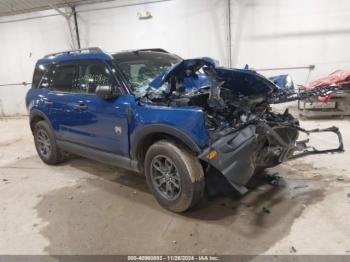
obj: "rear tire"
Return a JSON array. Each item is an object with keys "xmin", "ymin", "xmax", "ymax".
[
  {"xmin": 144, "ymin": 140, "xmax": 205, "ymax": 212},
  {"xmin": 33, "ymin": 120, "xmax": 65, "ymax": 165}
]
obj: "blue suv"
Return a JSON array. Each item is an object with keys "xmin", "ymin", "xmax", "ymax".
[{"xmin": 26, "ymin": 47, "xmax": 343, "ymax": 212}]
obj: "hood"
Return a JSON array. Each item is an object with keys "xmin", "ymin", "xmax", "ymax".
[
  {"xmin": 269, "ymin": 74, "xmax": 294, "ymax": 90},
  {"xmin": 149, "ymin": 57, "xmax": 278, "ymax": 96},
  {"xmin": 149, "ymin": 57, "xmax": 217, "ymax": 89}
]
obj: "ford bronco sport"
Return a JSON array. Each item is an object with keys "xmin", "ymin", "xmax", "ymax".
[{"xmin": 26, "ymin": 47, "xmax": 343, "ymax": 212}]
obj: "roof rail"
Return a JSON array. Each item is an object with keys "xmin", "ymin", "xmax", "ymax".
[
  {"xmin": 44, "ymin": 47, "xmax": 103, "ymax": 58},
  {"xmin": 134, "ymin": 48, "xmax": 169, "ymax": 53}
]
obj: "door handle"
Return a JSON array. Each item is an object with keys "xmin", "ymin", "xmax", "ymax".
[
  {"xmin": 44, "ymin": 100, "xmax": 53, "ymax": 106},
  {"xmin": 73, "ymin": 103, "xmax": 88, "ymax": 110}
]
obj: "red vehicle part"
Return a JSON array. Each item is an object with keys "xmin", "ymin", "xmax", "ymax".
[{"xmin": 304, "ymin": 70, "xmax": 350, "ymax": 102}]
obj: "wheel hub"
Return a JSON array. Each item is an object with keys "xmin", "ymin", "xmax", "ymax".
[
  {"xmin": 36, "ymin": 129, "xmax": 51, "ymax": 158},
  {"xmin": 150, "ymin": 155, "xmax": 181, "ymax": 201}
]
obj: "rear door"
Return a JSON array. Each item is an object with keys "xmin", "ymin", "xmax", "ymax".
[{"xmin": 46, "ymin": 62, "xmax": 82, "ymax": 141}]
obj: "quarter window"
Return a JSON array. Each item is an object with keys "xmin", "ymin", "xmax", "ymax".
[{"xmin": 32, "ymin": 64, "xmax": 47, "ymax": 88}]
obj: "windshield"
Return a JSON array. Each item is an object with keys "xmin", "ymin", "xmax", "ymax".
[{"xmin": 113, "ymin": 51, "xmax": 181, "ymax": 97}]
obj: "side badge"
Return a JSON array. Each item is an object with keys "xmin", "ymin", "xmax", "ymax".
[{"xmin": 114, "ymin": 126, "xmax": 122, "ymax": 135}]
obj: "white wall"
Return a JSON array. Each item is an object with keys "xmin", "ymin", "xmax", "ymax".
[
  {"xmin": 1, "ymin": 0, "xmax": 350, "ymax": 116},
  {"xmin": 0, "ymin": 0, "xmax": 228, "ymax": 116},
  {"xmin": 0, "ymin": 10, "xmax": 71, "ymax": 116},
  {"xmin": 230, "ymin": 0, "xmax": 350, "ymax": 85},
  {"xmin": 76, "ymin": 0, "xmax": 228, "ymax": 63}
]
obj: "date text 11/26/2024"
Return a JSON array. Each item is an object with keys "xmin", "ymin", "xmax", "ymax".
[{"xmin": 127, "ymin": 255, "xmax": 219, "ymax": 261}]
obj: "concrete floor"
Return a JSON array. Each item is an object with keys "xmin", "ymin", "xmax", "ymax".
[{"xmin": 0, "ymin": 116, "xmax": 349, "ymax": 255}]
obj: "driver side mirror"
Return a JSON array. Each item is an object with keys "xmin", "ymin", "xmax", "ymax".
[{"xmin": 96, "ymin": 85, "xmax": 119, "ymax": 100}]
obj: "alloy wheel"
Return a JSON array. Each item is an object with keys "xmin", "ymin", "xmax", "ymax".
[
  {"xmin": 36, "ymin": 129, "xmax": 51, "ymax": 158},
  {"xmin": 150, "ymin": 155, "xmax": 181, "ymax": 200}
]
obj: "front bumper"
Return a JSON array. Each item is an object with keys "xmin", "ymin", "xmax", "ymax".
[{"xmin": 199, "ymin": 123, "xmax": 344, "ymax": 194}]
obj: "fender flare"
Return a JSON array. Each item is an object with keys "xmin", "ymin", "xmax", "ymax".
[
  {"xmin": 130, "ymin": 124, "xmax": 202, "ymax": 160},
  {"xmin": 29, "ymin": 109, "xmax": 53, "ymax": 132}
]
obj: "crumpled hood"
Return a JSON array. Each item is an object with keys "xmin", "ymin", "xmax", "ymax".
[{"xmin": 149, "ymin": 57, "xmax": 278, "ymax": 96}]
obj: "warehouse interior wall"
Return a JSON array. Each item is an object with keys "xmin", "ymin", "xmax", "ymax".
[
  {"xmin": 0, "ymin": 0, "xmax": 350, "ymax": 116},
  {"xmin": 231, "ymin": 0, "xmax": 350, "ymax": 85},
  {"xmin": 0, "ymin": 10, "xmax": 71, "ymax": 116},
  {"xmin": 76, "ymin": 0, "xmax": 228, "ymax": 63},
  {"xmin": 0, "ymin": 0, "xmax": 228, "ymax": 116}
]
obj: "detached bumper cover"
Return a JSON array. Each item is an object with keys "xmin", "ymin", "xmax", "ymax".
[{"xmin": 199, "ymin": 124, "xmax": 344, "ymax": 193}]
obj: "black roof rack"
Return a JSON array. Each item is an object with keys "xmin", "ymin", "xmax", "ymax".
[
  {"xmin": 134, "ymin": 48, "xmax": 169, "ymax": 53},
  {"xmin": 44, "ymin": 47, "xmax": 103, "ymax": 58}
]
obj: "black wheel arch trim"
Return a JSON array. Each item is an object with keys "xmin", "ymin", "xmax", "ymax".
[
  {"xmin": 29, "ymin": 110, "xmax": 53, "ymax": 133},
  {"xmin": 130, "ymin": 124, "xmax": 202, "ymax": 160}
]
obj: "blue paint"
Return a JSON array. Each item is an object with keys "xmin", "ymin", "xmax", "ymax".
[
  {"xmin": 26, "ymin": 52, "xmax": 279, "ymax": 160},
  {"xmin": 37, "ymin": 52, "xmax": 113, "ymax": 65},
  {"xmin": 150, "ymin": 57, "xmax": 278, "ymax": 96},
  {"xmin": 27, "ymin": 87, "xmax": 208, "ymax": 157},
  {"xmin": 268, "ymin": 74, "xmax": 294, "ymax": 90},
  {"xmin": 130, "ymin": 101, "xmax": 209, "ymax": 149},
  {"xmin": 150, "ymin": 57, "xmax": 218, "ymax": 88}
]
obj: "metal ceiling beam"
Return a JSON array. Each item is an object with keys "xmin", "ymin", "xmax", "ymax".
[
  {"xmin": 47, "ymin": 1, "xmax": 71, "ymax": 19},
  {"xmin": 47, "ymin": 1, "xmax": 78, "ymax": 49},
  {"xmin": 0, "ymin": 0, "xmax": 117, "ymax": 17},
  {"xmin": 226, "ymin": 0, "xmax": 232, "ymax": 68},
  {"xmin": 72, "ymin": 6, "xmax": 81, "ymax": 49}
]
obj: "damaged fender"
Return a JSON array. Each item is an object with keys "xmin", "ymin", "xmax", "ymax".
[{"xmin": 135, "ymin": 56, "xmax": 345, "ymax": 194}]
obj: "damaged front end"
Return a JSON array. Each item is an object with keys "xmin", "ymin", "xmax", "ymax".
[
  {"xmin": 139, "ymin": 58, "xmax": 344, "ymax": 193},
  {"xmin": 199, "ymin": 121, "xmax": 343, "ymax": 194}
]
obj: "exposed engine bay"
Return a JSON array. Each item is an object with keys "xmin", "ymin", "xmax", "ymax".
[
  {"xmin": 137, "ymin": 57, "xmax": 344, "ymax": 193},
  {"xmin": 139, "ymin": 57, "xmax": 340, "ymax": 141}
]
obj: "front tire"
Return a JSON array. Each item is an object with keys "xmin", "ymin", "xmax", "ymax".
[
  {"xmin": 34, "ymin": 120, "xmax": 65, "ymax": 165},
  {"xmin": 144, "ymin": 140, "xmax": 205, "ymax": 212}
]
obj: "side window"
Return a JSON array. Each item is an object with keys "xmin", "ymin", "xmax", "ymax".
[
  {"xmin": 51, "ymin": 64, "xmax": 77, "ymax": 92},
  {"xmin": 78, "ymin": 63, "xmax": 113, "ymax": 94},
  {"xmin": 32, "ymin": 64, "xmax": 47, "ymax": 88}
]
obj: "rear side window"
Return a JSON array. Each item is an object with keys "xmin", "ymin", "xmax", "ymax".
[
  {"xmin": 32, "ymin": 64, "xmax": 47, "ymax": 88},
  {"xmin": 51, "ymin": 65, "xmax": 77, "ymax": 92}
]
